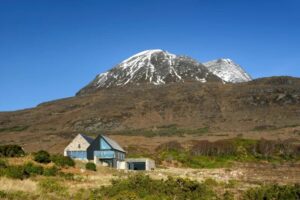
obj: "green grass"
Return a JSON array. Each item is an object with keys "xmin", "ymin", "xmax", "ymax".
[{"xmin": 158, "ymin": 150, "xmax": 234, "ymax": 168}]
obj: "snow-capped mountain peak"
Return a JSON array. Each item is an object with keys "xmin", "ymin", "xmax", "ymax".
[
  {"xmin": 203, "ymin": 58, "xmax": 252, "ymax": 83},
  {"xmin": 77, "ymin": 50, "xmax": 222, "ymax": 95},
  {"xmin": 77, "ymin": 50, "xmax": 253, "ymax": 95}
]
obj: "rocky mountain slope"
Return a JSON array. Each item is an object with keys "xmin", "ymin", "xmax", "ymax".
[
  {"xmin": 203, "ymin": 58, "xmax": 252, "ymax": 83},
  {"xmin": 77, "ymin": 50, "xmax": 251, "ymax": 95}
]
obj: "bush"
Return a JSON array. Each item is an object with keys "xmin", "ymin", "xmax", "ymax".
[
  {"xmin": 156, "ymin": 141, "xmax": 183, "ymax": 152},
  {"xmin": 5, "ymin": 165, "xmax": 28, "ymax": 179},
  {"xmin": 24, "ymin": 162, "xmax": 44, "ymax": 175},
  {"xmin": 50, "ymin": 154, "xmax": 75, "ymax": 167},
  {"xmin": 243, "ymin": 184, "xmax": 300, "ymax": 200},
  {"xmin": 34, "ymin": 150, "xmax": 51, "ymax": 164},
  {"xmin": 0, "ymin": 145, "xmax": 25, "ymax": 157},
  {"xmin": 190, "ymin": 140, "xmax": 236, "ymax": 157},
  {"xmin": 100, "ymin": 175, "xmax": 216, "ymax": 200},
  {"xmin": 0, "ymin": 159, "xmax": 7, "ymax": 169},
  {"xmin": 85, "ymin": 162, "xmax": 96, "ymax": 171},
  {"xmin": 43, "ymin": 166, "xmax": 58, "ymax": 176}
]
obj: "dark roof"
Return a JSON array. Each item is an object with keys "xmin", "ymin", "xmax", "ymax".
[
  {"xmin": 102, "ymin": 135, "xmax": 126, "ymax": 153},
  {"xmin": 79, "ymin": 133, "xmax": 94, "ymax": 144}
]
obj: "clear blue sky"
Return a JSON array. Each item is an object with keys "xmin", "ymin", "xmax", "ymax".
[{"xmin": 0, "ymin": 0, "xmax": 299, "ymax": 111}]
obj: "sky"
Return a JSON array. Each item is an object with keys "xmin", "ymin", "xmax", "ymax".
[{"xmin": 0, "ymin": 0, "xmax": 300, "ymax": 111}]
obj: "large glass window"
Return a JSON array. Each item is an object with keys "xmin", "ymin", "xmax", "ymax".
[
  {"xmin": 67, "ymin": 151, "xmax": 87, "ymax": 159},
  {"xmin": 94, "ymin": 150, "xmax": 115, "ymax": 158},
  {"xmin": 100, "ymin": 139, "xmax": 111, "ymax": 150}
]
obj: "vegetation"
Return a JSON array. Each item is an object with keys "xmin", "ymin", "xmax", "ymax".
[
  {"xmin": 85, "ymin": 162, "xmax": 96, "ymax": 171},
  {"xmin": 0, "ymin": 125, "xmax": 29, "ymax": 132},
  {"xmin": 38, "ymin": 178, "xmax": 68, "ymax": 196},
  {"xmin": 33, "ymin": 150, "xmax": 51, "ymax": 164},
  {"xmin": 0, "ymin": 145, "xmax": 25, "ymax": 157},
  {"xmin": 3, "ymin": 165, "xmax": 28, "ymax": 179},
  {"xmin": 145, "ymin": 138, "xmax": 300, "ymax": 168},
  {"xmin": 95, "ymin": 174, "xmax": 217, "ymax": 200},
  {"xmin": 243, "ymin": 184, "xmax": 300, "ymax": 200},
  {"xmin": 50, "ymin": 154, "xmax": 75, "ymax": 167},
  {"xmin": 24, "ymin": 162, "xmax": 44, "ymax": 175},
  {"xmin": 42, "ymin": 166, "xmax": 58, "ymax": 176},
  {"xmin": 110, "ymin": 126, "xmax": 210, "ymax": 137}
]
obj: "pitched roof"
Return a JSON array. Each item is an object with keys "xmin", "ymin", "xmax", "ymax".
[
  {"xmin": 102, "ymin": 135, "xmax": 126, "ymax": 153},
  {"xmin": 79, "ymin": 133, "xmax": 94, "ymax": 144}
]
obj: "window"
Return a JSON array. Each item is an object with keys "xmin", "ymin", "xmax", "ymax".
[
  {"xmin": 100, "ymin": 139, "xmax": 111, "ymax": 150},
  {"xmin": 78, "ymin": 144, "xmax": 81, "ymax": 149},
  {"xmin": 94, "ymin": 150, "xmax": 115, "ymax": 158},
  {"xmin": 67, "ymin": 151, "xmax": 86, "ymax": 159}
]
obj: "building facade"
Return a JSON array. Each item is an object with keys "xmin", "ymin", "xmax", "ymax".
[
  {"xmin": 65, "ymin": 133, "xmax": 155, "ymax": 170},
  {"xmin": 63, "ymin": 133, "xmax": 93, "ymax": 160},
  {"xmin": 87, "ymin": 135, "xmax": 126, "ymax": 168},
  {"xmin": 64, "ymin": 134, "xmax": 126, "ymax": 168}
]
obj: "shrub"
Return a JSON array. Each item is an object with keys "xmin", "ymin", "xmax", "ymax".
[
  {"xmin": 85, "ymin": 162, "xmax": 96, "ymax": 171},
  {"xmin": 0, "ymin": 145, "xmax": 25, "ymax": 157},
  {"xmin": 0, "ymin": 191, "xmax": 6, "ymax": 198},
  {"xmin": 190, "ymin": 140, "xmax": 236, "ymax": 157},
  {"xmin": 5, "ymin": 165, "xmax": 28, "ymax": 179},
  {"xmin": 50, "ymin": 154, "xmax": 75, "ymax": 167},
  {"xmin": 24, "ymin": 162, "xmax": 44, "ymax": 175},
  {"xmin": 34, "ymin": 150, "xmax": 51, "ymax": 164},
  {"xmin": 243, "ymin": 184, "xmax": 300, "ymax": 200},
  {"xmin": 43, "ymin": 166, "xmax": 58, "ymax": 176},
  {"xmin": 0, "ymin": 159, "xmax": 7, "ymax": 169},
  {"xmin": 101, "ymin": 175, "xmax": 216, "ymax": 200},
  {"xmin": 156, "ymin": 141, "xmax": 183, "ymax": 152}
]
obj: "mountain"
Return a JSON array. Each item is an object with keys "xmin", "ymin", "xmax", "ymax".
[
  {"xmin": 203, "ymin": 58, "xmax": 252, "ymax": 83},
  {"xmin": 0, "ymin": 49, "xmax": 299, "ymax": 153},
  {"xmin": 77, "ymin": 50, "xmax": 250, "ymax": 95},
  {"xmin": 0, "ymin": 76, "xmax": 300, "ymax": 152}
]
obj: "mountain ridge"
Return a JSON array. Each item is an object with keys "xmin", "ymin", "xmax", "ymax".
[{"xmin": 77, "ymin": 49, "xmax": 251, "ymax": 96}]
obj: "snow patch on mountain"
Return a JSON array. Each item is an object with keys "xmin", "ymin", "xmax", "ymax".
[{"xmin": 203, "ymin": 58, "xmax": 252, "ymax": 83}]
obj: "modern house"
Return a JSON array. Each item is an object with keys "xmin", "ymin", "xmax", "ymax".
[
  {"xmin": 64, "ymin": 133, "xmax": 155, "ymax": 170},
  {"xmin": 64, "ymin": 134, "xmax": 125, "ymax": 167},
  {"xmin": 87, "ymin": 135, "xmax": 126, "ymax": 168}
]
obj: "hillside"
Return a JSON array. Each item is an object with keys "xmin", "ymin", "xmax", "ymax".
[{"xmin": 0, "ymin": 76, "xmax": 300, "ymax": 152}]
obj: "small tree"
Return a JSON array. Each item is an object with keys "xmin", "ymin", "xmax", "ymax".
[
  {"xmin": 85, "ymin": 162, "xmax": 96, "ymax": 171},
  {"xmin": 34, "ymin": 150, "xmax": 51, "ymax": 164},
  {"xmin": 0, "ymin": 145, "xmax": 25, "ymax": 157}
]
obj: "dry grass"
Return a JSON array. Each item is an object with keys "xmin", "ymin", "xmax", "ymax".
[{"xmin": 0, "ymin": 177, "xmax": 37, "ymax": 193}]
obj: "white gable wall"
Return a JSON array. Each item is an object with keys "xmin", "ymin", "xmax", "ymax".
[{"xmin": 64, "ymin": 134, "xmax": 91, "ymax": 156}]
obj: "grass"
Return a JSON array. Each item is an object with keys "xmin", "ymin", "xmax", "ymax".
[
  {"xmin": 158, "ymin": 150, "xmax": 234, "ymax": 168},
  {"xmin": 38, "ymin": 178, "xmax": 68, "ymax": 196},
  {"xmin": 0, "ymin": 125, "xmax": 29, "ymax": 132},
  {"xmin": 0, "ymin": 153, "xmax": 299, "ymax": 200},
  {"xmin": 110, "ymin": 126, "xmax": 210, "ymax": 137}
]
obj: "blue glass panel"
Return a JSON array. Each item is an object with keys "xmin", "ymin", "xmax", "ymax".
[
  {"xmin": 100, "ymin": 138, "xmax": 111, "ymax": 150},
  {"xmin": 94, "ymin": 150, "xmax": 115, "ymax": 158},
  {"xmin": 67, "ymin": 151, "xmax": 87, "ymax": 160}
]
